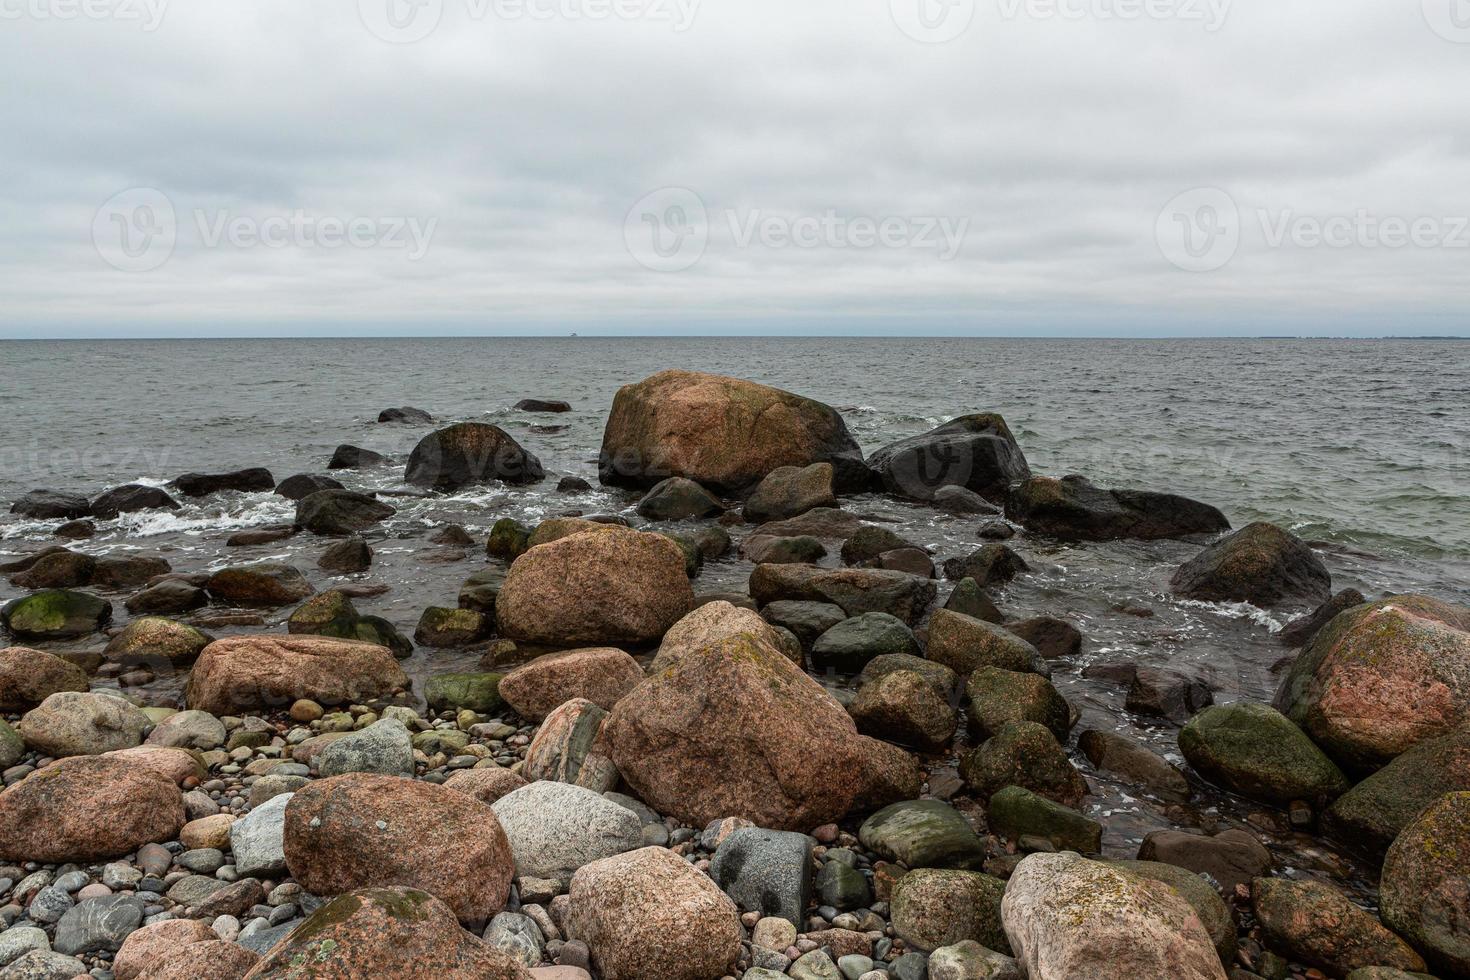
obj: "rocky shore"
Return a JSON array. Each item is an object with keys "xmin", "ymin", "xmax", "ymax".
[{"xmin": 0, "ymin": 368, "xmax": 1466, "ymax": 980}]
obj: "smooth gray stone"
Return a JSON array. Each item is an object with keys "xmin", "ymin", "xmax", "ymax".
[{"xmin": 709, "ymin": 827, "xmax": 815, "ymax": 927}]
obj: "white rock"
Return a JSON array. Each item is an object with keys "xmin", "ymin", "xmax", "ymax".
[
  {"xmin": 229, "ymin": 792, "xmax": 292, "ymax": 876},
  {"xmin": 490, "ymin": 782, "xmax": 643, "ymax": 879}
]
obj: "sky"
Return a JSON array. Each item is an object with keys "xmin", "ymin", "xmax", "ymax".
[{"xmin": 2, "ymin": 0, "xmax": 1468, "ymax": 338}]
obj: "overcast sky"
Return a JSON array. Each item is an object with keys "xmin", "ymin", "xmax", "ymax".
[{"xmin": 2, "ymin": 0, "xmax": 1467, "ymax": 338}]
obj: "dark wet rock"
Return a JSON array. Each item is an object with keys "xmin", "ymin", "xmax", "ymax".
[
  {"xmin": 405, "ymin": 422, "xmax": 545, "ymax": 489},
  {"xmin": 1005, "ymin": 474, "xmax": 1228, "ymax": 541},
  {"xmin": 0, "ymin": 645, "xmax": 90, "ymax": 712},
  {"xmin": 760, "ymin": 599, "xmax": 847, "ymax": 649},
  {"xmin": 976, "ymin": 520, "xmax": 1015, "ymax": 540},
  {"xmin": 960, "ymin": 720, "xmax": 1086, "ymax": 805},
  {"xmin": 635, "ymin": 476, "xmax": 724, "ymax": 520},
  {"xmin": 319, "ymin": 535, "xmax": 372, "ymax": 573},
  {"xmin": 1078, "ymin": 729, "xmax": 1191, "ymax": 802},
  {"xmin": 864, "ymin": 547, "xmax": 935, "ymax": 578},
  {"xmin": 226, "ymin": 526, "xmax": 296, "ymax": 546},
  {"xmin": 378, "ymin": 406, "xmax": 433, "ymax": 423},
  {"xmin": 8, "ymin": 549, "xmax": 95, "ymax": 589},
  {"xmin": 0, "ymin": 545, "xmax": 67, "ymax": 574},
  {"xmin": 742, "ymin": 534, "xmax": 827, "ymax": 564},
  {"xmin": 944, "ymin": 577, "xmax": 1003, "ymax": 623},
  {"xmin": 1253, "ymin": 875, "xmax": 1426, "ymax": 976},
  {"xmin": 749, "ymin": 564, "xmax": 936, "ymax": 625},
  {"xmin": 288, "ymin": 590, "xmax": 411, "ymax": 657},
  {"xmin": 1, "ymin": 589, "xmax": 112, "ymax": 640},
  {"xmin": 1109, "ymin": 859, "xmax": 1237, "ymax": 965},
  {"xmin": 90, "ymin": 484, "xmax": 180, "ymax": 520},
  {"xmin": 1136, "ymin": 828, "xmax": 1272, "ymax": 894},
  {"xmin": 1126, "ymin": 666, "xmax": 1214, "ymax": 723},
  {"xmin": 486, "ymin": 517, "xmax": 532, "ymax": 561},
  {"xmin": 415, "ymin": 606, "xmax": 492, "ymax": 647},
  {"xmin": 91, "ymin": 555, "xmax": 171, "ymax": 590},
  {"xmin": 125, "ymin": 579, "xmax": 207, "ymax": 615},
  {"xmin": 295, "ymin": 489, "xmax": 396, "ymax": 536},
  {"xmin": 931, "ymin": 485, "xmax": 1002, "ymax": 515},
  {"xmin": 328, "ymin": 444, "xmax": 389, "ymax": 469},
  {"xmin": 10, "ymin": 490, "xmax": 91, "ymax": 520},
  {"xmin": 170, "ymin": 468, "xmax": 274, "ymax": 497},
  {"xmin": 1005, "ymin": 616, "xmax": 1082, "ymax": 659},
  {"xmin": 848, "ymin": 668, "xmax": 957, "ymax": 750},
  {"xmin": 859, "ymin": 652, "xmax": 957, "ymax": 699},
  {"xmin": 709, "ymin": 826, "xmax": 814, "ymax": 926},
  {"xmin": 54, "ymin": 518, "xmax": 95, "ymax": 539},
  {"xmin": 556, "ymin": 475, "xmax": 592, "ymax": 492},
  {"xmin": 1278, "ymin": 588, "xmax": 1367, "ymax": 647},
  {"xmin": 987, "ymin": 785, "xmax": 1101, "ymax": 853},
  {"xmin": 1379, "ymin": 791, "xmax": 1470, "ymax": 977},
  {"xmin": 890, "ymin": 868, "xmax": 1009, "ymax": 954},
  {"xmin": 966, "ymin": 666, "xmax": 1070, "ymax": 740},
  {"xmin": 205, "ymin": 562, "xmax": 314, "ymax": 607},
  {"xmin": 598, "ymin": 370, "xmax": 867, "ymax": 493},
  {"xmin": 841, "ymin": 525, "xmax": 918, "ymax": 565},
  {"xmin": 1082, "ymin": 660, "xmax": 1140, "ymax": 686},
  {"xmin": 926, "ymin": 608, "xmax": 1048, "ymax": 678},
  {"xmin": 515, "ymin": 398, "xmax": 570, "ymax": 413},
  {"xmin": 1274, "ymin": 593, "xmax": 1470, "ymax": 771},
  {"xmin": 859, "ymin": 799, "xmax": 986, "ymax": 871},
  {"xmin": 753, "ymin": 506, "xmax": 867, "ymax": 540},
  {"xmin": 458, "ymin": 567, "xmax": 504, "ymax": 614},
  {"xmin": 1179, "ymin": 701, "xmax": 1349, "ymax": 807},
  {"xmin": 1324, "ymin": 728, "xmax": 1470, "ymax": 855},
  {"xmin": 811, "ymin": 612, "xmax": 920, "ymax": 672},
  {"xmin": 274, "ymin": 472, "xmax": 345, "ymax": 500},
  {"xmin": 1171, "ymin": 521, "xmax": 1331, "ymax": 607},
  {"xmin": 941, "ymin": 544, "xmax": 1029, "ymax": 586},
  {"xmin": 867, "ymin": 414, "xmax": 1030, "ymax": 502},
  {"xmin": 743, "ymin": 462, "xmax": 836, "ymax": 524}
]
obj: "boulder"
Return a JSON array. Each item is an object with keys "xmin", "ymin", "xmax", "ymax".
[
  {"xmin": 458, "ymin": 567, "xmax": 503, "ymax": 613},
  {"xmin": 1178, "ymin": 701, "xmax": 1349, "ymax": 806},
  {"xmin": 811, "ymin": 612, "xmax": 920, "ymax": 672},
  {"xmin": 959, "ymin": 720, "xmax": 1086, "ymax": 806},
  {"xmin": 945, "ymin": 577, "xmax": 1003, "ymax": 623},
  {"xmin": 740, "ymin": 533, "xmax": 827, "ymax": 565},
  {"xmin": 130, "ymin": 939, "xmax": 258, "ymax": 979},
  {"xmin": 927, "ymin": 942, "xmax": 1022, "ymax": 980},
  {"xmin": 499, "ymin": 648, "xmax": 644, "ymax": 721},
  {"xmin": 185, "ymin": 635, "xmax": 408, "ymax": 714},
  {"xmin": 1126, "ymin": 666, "xmax": 1214, "ymax": 723},
  {"xmin": 146, "ymin": 709, "xmax": 226, "ymax": 751},
  {"xmin": 229, "ymin": 792, "xmax": 290, "ymax": 876},
  {"xmin": 754, "ymin": 507, "xmax": 866, "ymax": 540},
  {"xmin": 1136, "ymin": 828, "xmax": 1271, "ymax": 895},
  {"xmin": 987, "ymin": 785, "xmax": 1101, "ymax": 854},
  {"xmin": 1001, "ymin": 852, "xmax": 1227, "ymax": 980},
  {"xmin": 1278, "ymin": 588, "xmax": 1367, "ymax": 648},
  {"xmin": 405, "ymin": 422, "xmax": 544, "ymax": 490},
  {"xmin": 319, "ymin": 536, "xmax": 373, "ymax": 573},
  {"xmin": 378, "ymin": 406, "xmax": 433, "ymax": 423},
  {"xmin": 750, "ymin": 564, "xmax": 936, "ymax": 626},
  {"xmin": 328, "ymin": 444, "xmax": 389, "ymax": 469},
  {"xmin": 1170, "ymin": 521, "xmax": 1330, "ymax": 606},
  {"xmin": 743, "ymin": 463, "xmax": 837, "ymax": 524},
  {"xmin": 287, "ymin": 590, "xmax": 411, "ymax": 657},
  {"xmin": 315, "ymin": 718, "xmax": 414, "ymax": 777},
  {"xmin": 54, "ymin": 520, "xmax": 94, "ymax": 538},
  {"xmin": 1274, "ymin": 594, "xmax": 1470, "ymax": 771},
  {"xmin": 1005, "ymin": 475, "xmax": 1228, "ymax": 541},
  {"xmin": 709, "ymin": 826, "xmax": 815, "ymax": 926},
  {"xmin": 92, "ymin": 555, "xmax": 171, "ymax": 590},
  {"xmin": 425, "ymin": 672, "xmax": 504, "ymax": 713},
  {"xmin": 0, "ymin": 755, "xmax": 184, "ymax": 862},
  {"xmin": 0, "ymin": 646, "xmax": 89, "ymax": 712},
  {"xmin": 90, "ymin": 484, "xmax": 179, "ymax": 520},
  {"xmin": 124, "ymin": 579, "xmax": 207, "ymax": 616},
  {"xmin": 942, "ymin": 544, "xmax": 1028, "ymax": 586},
  {"xmin": 284, "ymin": 774, "xmax": 515, "ymax": 925},
  {"xmin": 442, "ymin": 766, "xmax": 527, "ymax": 805},
  {"xmin": 274, "ymin": 473, "xmax": 344, "ymax": 501},
  {"xmin": 1253, "ymin": 876, "xmax": 1426, "ymax": 976},
  {"xmin": 1381, "ymin": 791, "xmax": 1470, "ymax": 977},
  {"xmin": 243, "ymin": 887, "xmax": 533, "ymax": 979},
  {"xmin": 516, "ymin": 398, "xmax": 570, "ymax": 413},
  {"xmin": 634, "ymin": 477, "xmax": 724, "ymax": 520},
  {"xmin": 1324, "ymin": 728, "xmax": 1470, "ymax": 854},
  {"xmin": 113, "ymin": 919, "xmax": 217, "ymax": 980},
  {"xmin": 7, "ymin": 549, "xmax": 95, "ymax": 589},
  {"xmin": 841, "ymin": 526, "xmax": 919, "ymax": 565},
  {"xmin": 848, "ymin": 669, "xmax": 957, "ymax": 751},
  {"xmin": 926, "ymin": 609, "xmax": 1048, "ymax": 678},
  {"xmin": 867, "ymin": 414, "xmax": 1030, "ymax": 502},
  {"xmin": 1005, "ymin": 617, "xmax": 1082, "ymax": 659},
  {"xmin": 932, "ymin": 484, "xmax": 1001, "ymax": 515},
  {"xmin": 760, "ymin": 599, "xmax": 847, "ymax": 648},
  {"xmin": 859, "ymin": 799, "xmax": 986, "ymax": 871},
  {"xmin": 0, "ymin": 589, "xmax": 111, "ymax": 640},
  {"xmin": 496, "ymin": 526, "xmax": 693, "ymax": 646},
  {"xmin": 295, "ymin": 490, "xmax": 396, "ymax": 536},
  {"xmin": 1077, "ymin": 729, "xmax": 1191, "ymax": 802},
  {"xmin": 490, "ymin": 781, "xmax": 643, "ymax": 880},
  {"xmin": 170, "ymin": 468, "xmax": 274, "ymax": 497},
  {"xmin": 522, "ymin": 698, "xmax": 619, "ymax": 791},
  {"xmin": 966, "ymin": 667, "xmax": 1070, "ymax": 740},
  {"xmin": 0, "ymin": 720, "xmax": 20, "ymax": 768},
  {"xmin": 103, "ymin": 617, "xmax": 212, "ymax": 667},
  {"xmin": 204, "ymin": 563, "xmax": 314, "ymax": 607},
  {"xmin": 10, "ymin": 489, "xmax": 91, "ymax": 520},
  {"xmin": 18, "ymin": 691, "xmax": 150, "ymax": 756},
  {"xmin": 567, "ymin": 846, "xmax": 742, "ymax": 980},
  {"xmin": 859, "ymin": 653, "xmax": 958, "ymax": 700},
  {"xmin": 598, "ymin": 370, "xmax": 867, "ymax": 493},
  {"xmin": 654, "ymin": 600, "xmax": 801, "ymax": 672},
  {"xmin": 415, "ymin": 606, "xmax": 492, "ymax": 647},
  {"xmin": 891, "ymin": 868, "xmax": 1009, "ymax": 953},
  {"xmin": 604, "ymin": 631, "xmax": 913, "ymax": 830}
]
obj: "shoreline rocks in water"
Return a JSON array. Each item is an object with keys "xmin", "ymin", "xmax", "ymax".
[
  {"xmin": 1005, "ymin": 474, "xmax": 1229, "ymax": 541},
  {"xmin": 866, "ymin": 413, "xmax": 1030, "ymax": 502},
  {"xmin": 405, "ymin": 422, "xmax": 545, "ymax": 490}
]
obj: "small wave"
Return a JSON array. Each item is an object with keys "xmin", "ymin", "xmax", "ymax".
[{"xmin": 1172, "ymin": 597, "xmax": 1285, "ymax": 632}]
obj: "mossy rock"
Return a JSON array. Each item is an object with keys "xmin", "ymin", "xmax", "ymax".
[
  {"xmin": 0, "ymin": 720, "xmax": 22, "ymax": 769},
  {"xmin": 457, "ymin": 568, "xmax": 504, "ymax": 614},
  {"xmin": 658, "ymin": 532, "xmax": 704, "ymax": 578},
  {"xmin": 0, "ymin": 589, "xmax": 112, "ymax": 640},
  {"xmin": 944, "ymin": 577, "xmax": 1002, "ymax": 623},
  {"xmin": 413, "ymin": 607, "xmax": 492, "ymax": 648},
  {"xmin": 987, "ymin": 784, "xmax": 1101, "ymax": 854},
  {"xmin": 889, "ymin": 868, "xmax": 1009, "ymax": 954},
  {"xmin": 960, "ymin": 720, "xmax": 1086, "ymax": 806},
  {"xmin": 858, "ymin": 799, "xmax": 986, "ymax": 871},
  {"xmin": 965, "ymin": 666, "xmax": 1070, "ymax": 739},
  {"xmin": 102, "ymin": 616, "xmax": 213, "ymax": 666},
  {"xmin": 424, "ymin": 672, "xmax": 504, "ymax": 713},
  {"xmin": 1324, "ymin": 728, "xmax": 1470, "ymax": 855},
  {"xmin": 485, "ymin": 518, "xmax": 531, "ymax": 561},
  {"xmin": 1380, "ymin": 791, "xmax": 1470, "ymax": 977},
  {"xmin": 1179, "ymin": 701, "xmax": 1348, "ymax": 807},
  {"xmin": 289, "ymin": 591, "xmax": 412, "ymax": 658}
]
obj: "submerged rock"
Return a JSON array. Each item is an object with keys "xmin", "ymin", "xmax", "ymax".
[
  {"xmin": 867, "ymin": 414, "xmax": 1030, "ymax": 502},
  {"xmin": 515, "ymin": 398, "xmax": 570, "ymax": 413},
  {"xmin": 987, "ymin": 785, "xmax": 1101, "ymax": 854},
  {"xmin": 378, "ymin": 406, "xmax": 433, "ymax": 423},
  {"xmin": 170, "ymin": 468, "xmax": 274, "ymax": 497},
  {"xmin": 1005, "ymin": 474, "xmax": 1228, "ymax": 541},
  {"xmin": 328, "ymin": 444, "xmax": 389, "ymax": 469},
  {"xmin": 295, "ymin": 489, "xmax": 396, "ymax": 536},
  {"xmin": 1170, "ymin": 521, "xmax": 1331, "ymax": 607},
  {"xmin": 598, "ymin": 370, "xmax": 867, "ymax": 493},
  {"xmin": 10, "ymin": 489, "xmax": 91, "ymax": 520},
  {"xmin": 274, "ymin": 472, "xmax": 345, "ymax": 500}
]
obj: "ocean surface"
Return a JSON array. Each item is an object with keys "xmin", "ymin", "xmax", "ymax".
[{"xmin": 2, "ymin": 336, "xmax": 1468, "ymax": 882}]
